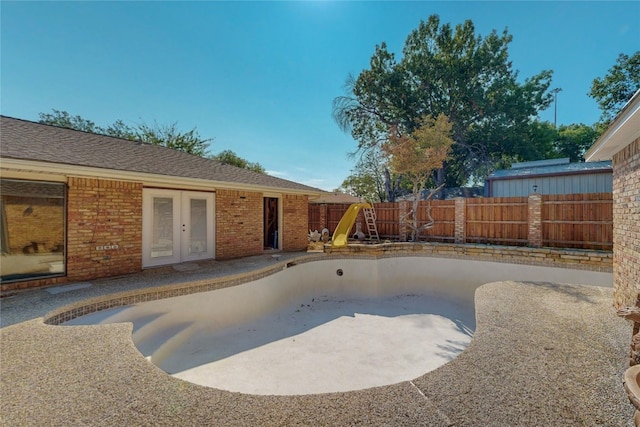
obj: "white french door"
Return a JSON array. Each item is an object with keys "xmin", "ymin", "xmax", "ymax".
[{"xmin": 142, "ymin": 189, "xmax": 214, "ymax": 267}]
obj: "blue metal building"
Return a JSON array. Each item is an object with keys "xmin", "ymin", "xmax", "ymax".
[{"xmin": 484, "ymin": 158, "xmax": 612, "ymax": 197}]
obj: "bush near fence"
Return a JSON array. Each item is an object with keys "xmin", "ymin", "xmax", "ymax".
[{"xmin": 308, "ymin": 193, "xmax": 612, "ymax": 251}]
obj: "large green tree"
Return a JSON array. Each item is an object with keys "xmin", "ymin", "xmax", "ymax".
[
  {"xmin": 589, "ymin": 51, "xmax": 640, "ymax": 123},
  {"xmin": 555, "ymin": 124, "xmax": 598, "ymax": 162},
  {"xmin": 211, "ymin": 149, "xmax": 265, "ymax": 173},
  {"xmin": 505, "ymin": 120, "xmax": 598, "ymax": 163},
  {"xmin": 337, "ymin": 147, "xmax": 389, "ymax": 202},
  {"xmin": 333, "ymin": 15, "xmax": 553, "ymax": 190},
  {"xmin": 39, "ymin": 109, "xmax": 212, "ymax": 157},
  {"xmin": 383, "ymin": 114, "xmax": 454, "ymax": 241},
  {"xmin": 135, "ymin": 121, "xmax": 211, "ymax": 157},
  {"xmin": 39, "ymin": 110, "xmax": 265, "ymax": 172},
  {"xmin": 39, "ymin": 109, "xmax": 269, "ymax": 171},
  {"xmin": 38, "ymin": 110, "xmax": 100, "ymax": 133}
]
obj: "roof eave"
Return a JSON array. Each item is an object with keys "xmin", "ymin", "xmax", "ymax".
[
  {"xmin": 585, "ymin": 89, "xmax": 640, "ymax": 162},
  {"xmin": 0, "ymin": 158, "xmax": 324, "ymax": 197}
]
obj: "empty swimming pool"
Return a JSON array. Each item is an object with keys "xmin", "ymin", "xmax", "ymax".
[{"xmin": 65, "ymin": 256, "xmax": 611, "ymax": 395}]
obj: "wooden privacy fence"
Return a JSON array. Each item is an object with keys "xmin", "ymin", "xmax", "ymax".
[
  {"xmin": 465, "ymin": 197, "xmax": 529, "ymax": 246},
  {"xmin": 416, "ymin": 200, "xmax": 455, "ymax": 242},
  {"xmin": 372, "ymin": 202, "xmax": 401, "ymax": 240},
  {"xmin": 542, "ymin": 193, "xmax": 613, "ymax": 250},
  {"xmin": 308, "ymin": 193, "xmax": 612, "ymax": 250}
]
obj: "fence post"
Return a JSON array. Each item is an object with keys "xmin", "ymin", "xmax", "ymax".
[
  {"xmin": 454, "ymin": 197, "xmax": 466, "ymax": 244},
  {"xmin": 319, "ymin": 204, "xmax": 328, "ymax": 230},
  {"xmin": 528, "ymin": 194, "xmax": 542, "ymax": 248},
  {"xmin": 399, "ymin": 200, "xmax": 410, "ymax": 241}
]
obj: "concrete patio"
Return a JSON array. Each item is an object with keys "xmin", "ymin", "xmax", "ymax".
[{"xmin": 0, "ymin": 252, "xmax": 634, "ymax": 426}]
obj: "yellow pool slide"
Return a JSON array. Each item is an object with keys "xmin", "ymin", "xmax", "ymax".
[{"xmin": 331, "ymin": 203, "xmax": 372, "ymax": 247}]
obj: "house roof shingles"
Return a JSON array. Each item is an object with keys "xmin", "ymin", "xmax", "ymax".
[
  {"xmin": 0, "ymin": 116, "xmax": 324, "ymax": 195},
  {"xmin": 309, "ymin": 192, "xmax": 363, "ymax": 204}
]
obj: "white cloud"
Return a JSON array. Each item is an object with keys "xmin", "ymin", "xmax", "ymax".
[
  {"xmin": 300, "ymin": 178, "xmax": 327, "ymax": 189},
  {"xmin": 265, "ymin": 170, "xmax": 289, "ymax": 178},
  {"xmin": 267, "ymin": 168, "xmax": 343, "ymax": 192}
]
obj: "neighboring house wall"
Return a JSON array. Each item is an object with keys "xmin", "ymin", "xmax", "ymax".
[
  {"xmin": 66, "ymin": 177, "xmax": 143, "ymax": 282},
  {"xmin": 215, "ymin": 189, "xmax": 264, "ymax": 259},
  {"xmin": 3, "ymin": 182, "xmax": 308, "ymax": 292},
  {"xmin": 612, "ymin": 137, "xmax": 640, "ymax": 309},
  {"xmin": 282, "ymin": 194, "xmax": 308, "ymax": 251},
  {"xmin": 1, "ymin": 116, "xmax": 322, "ymax": 291}
]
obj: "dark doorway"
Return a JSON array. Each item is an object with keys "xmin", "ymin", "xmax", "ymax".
[{"xmin": 264, "ymin": 197, "xmax": 278, "ymax": 249}]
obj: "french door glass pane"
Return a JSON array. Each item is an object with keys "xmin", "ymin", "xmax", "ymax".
[
  {"xmin": 190, "ymin": 198, "xmax": 207, "ymax": 254},
  {"xmin": 151, "ymin": 197, "xmax": 174, "ymax": 258}
]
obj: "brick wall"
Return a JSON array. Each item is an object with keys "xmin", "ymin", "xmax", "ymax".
[
  {"xmin": 319, "ymin": 204, "xmax": 327, "ymax": 230},
  {"xmin": 326, "ymin": 242, "xmax": 612, "ymax": 271},
  {"xmin": 66, "ymin": 178, "xmax": 142, "ymax": 282},
  {"xmin": 612, "ymin": 137, "xmax": 640, "ymax": 309},
  {"xmin": 282, "ymin": 194, "xmax": 308, "ymax": 251},
  {"xmin": 454, "ymin": 198, "xmax": 466, "ymax": 244},
  {"xmin": 2, "ymin": 183, "xmax": 313, "ymax": 291},
  {"xmin": 215, "ymin": 189, "xmax": 263, "ymax": 259},
  {"xmin": 528, "ymin": 194, "xmax": 543, "ymax": 247}
]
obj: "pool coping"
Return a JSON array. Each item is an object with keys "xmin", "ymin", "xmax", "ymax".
[{"xmin": 42, "ymin": 244, "xmax": 612, "ymax": 326}]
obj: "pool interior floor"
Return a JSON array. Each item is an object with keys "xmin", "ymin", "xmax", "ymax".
[{"xmin": 66, "ymin": 293, "xmax": 475, "ymax": 395}]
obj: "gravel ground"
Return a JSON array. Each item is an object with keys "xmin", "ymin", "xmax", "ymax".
[{"xmin": 0, "ymin": 254, "xmax": 634, "ymax": 426}]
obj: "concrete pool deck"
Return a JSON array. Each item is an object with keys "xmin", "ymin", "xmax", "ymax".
[{"xmin": 0, "ymin": 252, "xmax": 635, "ymax": 425}]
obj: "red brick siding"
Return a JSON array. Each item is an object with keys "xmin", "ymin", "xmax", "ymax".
[
  {"xmin": 66, "ymin": 178, "xmax": 142, "ymax": 282},
  {"xmin": 215, "ymin": 189, "xmax": 263, "ymax": 259},
  {"xmin": 527, "ymin": 194, "xmax": 543, "ymax": 248},
  {"xmin": 612, "ymin": 137, "xmax": 640, "ymax": 309},
  {"xmin": 2, "ymin": 275, "xmax": 70, "ymax": 292},
  {"xmin": 454, "ymin": 198, "xmax": 466, "ymax": 244},
  {"xmin": 282, "ymin": 194, "xmax": 308, "ymax": 251}
]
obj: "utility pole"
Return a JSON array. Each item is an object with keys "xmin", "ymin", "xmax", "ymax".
[{"xmin": 551, "ymin": 88, "xmax": 562, "ymax": 128}]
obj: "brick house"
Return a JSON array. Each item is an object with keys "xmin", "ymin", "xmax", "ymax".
[
  {"xmin": 0, "ymin": 116, "xmax": 323, "ymax": 292},
  {"xmin": 584, "ymin": 89, "xmax": 640, "ymax": 309}
]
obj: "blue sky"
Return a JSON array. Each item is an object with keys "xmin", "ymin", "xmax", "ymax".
[{"xmin": 2, "ymin": 1, "xmax": 637, "ymax": 191}]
